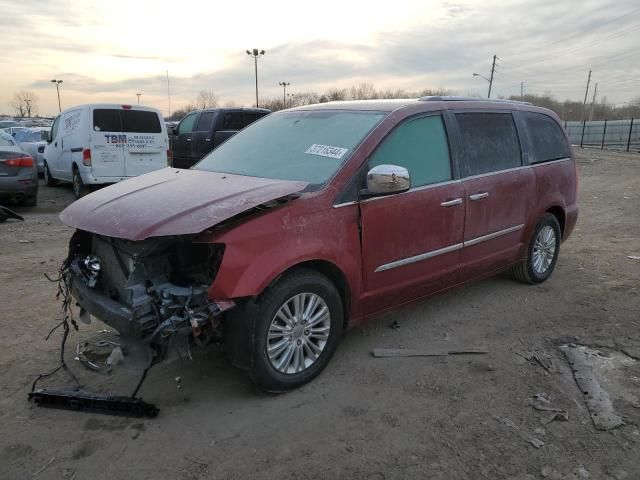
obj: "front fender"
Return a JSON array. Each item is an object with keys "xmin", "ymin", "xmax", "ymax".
[{"xmin": 206, "ymin": 204, "xmax": 362, "ymax": 313}]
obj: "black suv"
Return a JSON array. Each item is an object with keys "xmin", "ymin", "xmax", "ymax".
[{"xmin": 171, "ymin": 108, "xmax": 270, "ymax": 168}]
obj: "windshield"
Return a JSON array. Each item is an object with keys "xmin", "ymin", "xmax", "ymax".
[
  {"xmin": 15, "ymin": 130, "xmax": 48, "ymax": 142},
  {"xmin": 0, "ymin": 132, "xmax": 16, "ymax": 146},
  {"xmin": 194, "ymin": 110, "xmax": 387, "ymax": 185}
]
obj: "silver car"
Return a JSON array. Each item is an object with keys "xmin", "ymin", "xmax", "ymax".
[
  {"xmin": 0, "ymin": 131, "xmax": 38, "ymax": 206},
  {"xmin": 15, "ymin": 128, "xmax": 49, "ymax": 174}
]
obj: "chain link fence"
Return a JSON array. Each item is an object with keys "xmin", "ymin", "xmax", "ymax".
[{"xmin": 565, "ymin": 119, "xmax": 639, "ymax": 151}]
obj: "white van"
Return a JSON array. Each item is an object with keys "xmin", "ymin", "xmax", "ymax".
[{"xmin": 43, "ymin": 104, "xmax": 170, "ymax": 198}]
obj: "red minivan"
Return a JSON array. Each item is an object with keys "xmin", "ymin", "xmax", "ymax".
[{"xmin": 61, "ymin": 97, "xmax": 578, "ymax": 391}]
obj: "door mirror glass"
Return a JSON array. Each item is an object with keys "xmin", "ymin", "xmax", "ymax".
[
  {"xmin": 366, "ymin": 164, "xmax": 410, "ymax": 195},
  {"xmin": 47, "ymin": 131, "xmax": 52, "ymax": 143}
]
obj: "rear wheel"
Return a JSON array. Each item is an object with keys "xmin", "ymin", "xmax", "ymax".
[
  {"xmin": 512, "ymin": 213, "xmax": 561, "ymax": 284},
  {"xmin": 239, "ymin": 269, "xmax": 343, "ymax": 392},
  {"xmin": 72, "ymin": 167, "xmax": 88, "ymax": 199},
  {"xmin": 43, "ymin": 161, "xmax": 56, "ymax": 187}
]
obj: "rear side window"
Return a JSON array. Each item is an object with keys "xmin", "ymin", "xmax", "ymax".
[
  {"xmin": 121, "ymin": 110, "xmax": 161, "ymax": 133},
  {"xmin": 222, "ymin": 112, "xmax": 244, "ymax": 130},
  {"xmin": 368, "ymin": 115, "xmax": 452, "ymax": 188},
  {"xmin": 93, "ymin": 109, "xmax": 121, "ymax": 132},
  {"xmin": 243, "ymin": 112, "xmax": 259, "ymax": 127},
  {"xmin": 522, "ymin": 112, "xmax": 570, "ymax": 163},
  {"xmin": 456, "ymin": 112, "xmax": 521, "ymax": 176},
  {"xmin": 195, "ymin": 112, "xmax": 216, "ymax": 132}
]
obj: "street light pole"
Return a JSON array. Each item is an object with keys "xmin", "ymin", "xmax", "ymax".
[
  {"xmin": 136, "ymin": 93, "xmax": 141, "ymax": 104},
  {"xmin": 246, "ymin": 49, "xmax": 265, "ymax": 108},
  {"xmin": 50, "ymin": 79, "xmax": 63, "ymax": 112},
  {"xmin": 278, "ymin": 82, "xmax": 290, "ymax": 109}
]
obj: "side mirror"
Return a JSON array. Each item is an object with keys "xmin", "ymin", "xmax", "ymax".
[
  {"xmin": 366, "ymin": 164, "xmax": 410, "ymax": 196},
  {"xmin": 47, "ymin": 131, "xmax": 52, "ymax": 143}
]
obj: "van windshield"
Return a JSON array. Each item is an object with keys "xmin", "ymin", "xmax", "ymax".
[{"xmin": 194, "ymin": 110, "xmax": 387, "ymax": 185}]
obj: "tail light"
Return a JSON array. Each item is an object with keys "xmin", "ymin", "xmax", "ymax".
[
  {"xmin": 5, "ymin": 156, "xmax": 34, "ymax": 167},
  {"xmin": 167, "ymin": 149, "xmax": 173, "ymax": 167},
  {"xmin": 121, "ymin": 105, "xmax": 132, "ymax": 110},
  {"xmin": 82, "ymin": 148, "xmax": 91, "ymax": 166}
]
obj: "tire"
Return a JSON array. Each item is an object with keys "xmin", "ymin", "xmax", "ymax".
[
  {"xmin": 43, "ymin": 161, "xmax": 56, "ymax": 187},
  {"xmin": 72, "ymin": 167, "xmax": 88, "ymax": 199},
  {"xmin": 512, "ymin": 213, "xmax": 561, "ymax": 284},
  {"xmin": 21, "ymin": 195, "xmax": 37, "ymax": 207},
  {"xmin": 232, "ymin": 269, "xmax": 343, "ymax": 392}
]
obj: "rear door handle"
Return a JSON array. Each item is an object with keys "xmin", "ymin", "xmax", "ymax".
[
  {"xmin": 440, "ymin": 198, "xmax": 463, "ymax": 207},
  {"xmin": 469, "ymin": 192, "xmax": 489, "ymax": 201}
]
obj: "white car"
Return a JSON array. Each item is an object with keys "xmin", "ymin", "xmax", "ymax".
[
  {"xmin": 15, "ymin": 128, "xmax": 49, "ymax": 175},
  {"xmin": 44, "ymin": 104, "xmax": 170, "ymax": 198}
]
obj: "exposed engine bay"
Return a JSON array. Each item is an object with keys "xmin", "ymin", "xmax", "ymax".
[
  {"xmin": 67, "ymin": 230, "xmax": 227, "ymax": 358},
  {"xmin": 28, "ymin": 230, "xmax": 229, "ymax": 417}
]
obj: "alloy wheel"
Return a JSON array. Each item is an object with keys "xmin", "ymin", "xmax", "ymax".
[
  {"xmin": 532, "ymin": 225, "xmax": 557, "ymax": 274},
  {"xmin": 267, "ymin": 292, "xmax": 331, "ymax": 374}
]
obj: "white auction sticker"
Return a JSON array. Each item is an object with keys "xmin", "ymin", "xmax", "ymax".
[{"xmin": 305, "ymin": 144, "xmax": 348, "ymax": 159}]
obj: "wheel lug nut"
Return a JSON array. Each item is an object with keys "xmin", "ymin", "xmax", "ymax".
[
  {"xmin": 296, "ymin": 339, "xmax": 302, "ymax": 346},
  {"xmin": 304, "ymin": 330, "xmax": 309, "ymax": 336}
]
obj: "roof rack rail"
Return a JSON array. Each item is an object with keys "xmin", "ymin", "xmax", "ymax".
[{"xmin": 419, "ymin": 96, "xmax": 532, "ymax": 105}]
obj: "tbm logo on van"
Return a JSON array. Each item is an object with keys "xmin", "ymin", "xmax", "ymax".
[{"xmin": 105, "ymin": 134, "xmax": 127, "ymax": 144}]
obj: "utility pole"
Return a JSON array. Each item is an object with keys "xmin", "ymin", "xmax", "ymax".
[
  {"xmin": 136, "ymin": 93, "xmax": 141, "ymax": 104},
  {"xmin": 166, "ymin": 70, "xmax": 171, "ymax": 117},
  {"xmin": 582, "ymin": 69, "xmax": 592, "ymax": 120},
  {"xmin": 488, "ymin": 54, "xmax": 497, "ymax": 98},
  {"xmin": 246, "ymin": 49, "xmax": 266, "ymax": 108},
  {"xmin": 520, "ymin": 81, "xmax": 524, "ymax": 100},
  {"xmin": 589, "ymin": 82, "xmax": 598, "ymax": 121},
  {"xmin": 279, "ymin": 82, "xmax": 290, "ymax": 109},
  {"xmin": 50, "ymin": 79, "xmax": 63, "ymax": 112}
]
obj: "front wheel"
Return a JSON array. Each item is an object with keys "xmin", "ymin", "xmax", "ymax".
[
  {"xmin": 43, "ymin": 161, "xmax": 56, "ymax": 187},
  {"xmin": 512, "ymin": 213, "xmax": 561, "ymax": 284},
  {"xmin": 242, "ymin": 269, "xmax": 343, "ymax": 392}
]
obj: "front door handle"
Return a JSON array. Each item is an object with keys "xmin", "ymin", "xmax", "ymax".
[
  {"xmin": 440, "ymin": 198, "xmax": 463, "ymax": 207},
  {"xmin": 186, "ymin": 138, "xmax": 192, "ymax": 142},
  {"xmin": 469, "ymin": 192, "xmax": 489, "ymax": 201}
]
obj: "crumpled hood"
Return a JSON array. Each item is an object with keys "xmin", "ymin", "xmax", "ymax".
[{"xmin": 60, "ymin": 168, "xmax": 308, "ymax": 240}]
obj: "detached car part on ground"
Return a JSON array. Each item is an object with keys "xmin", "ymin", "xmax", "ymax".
[{"xmin": 45, "ymin": 97, "xmax": 578, "ymax": 401}]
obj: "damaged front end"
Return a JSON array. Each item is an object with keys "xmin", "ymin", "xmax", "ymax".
[
  {"xmin": 67, "ymin": 229, "xmax": 228, "ymax": 359},
  {"xmin": 29, "ymin": 230, "xmax": 230, "ymax": 417}
]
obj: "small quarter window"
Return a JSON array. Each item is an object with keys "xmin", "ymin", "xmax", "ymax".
[
  {"xmin": 522, "ymin": 112, "xmax": 570, "ymax": 163},
  {"xmin": 368, "ymin": 115, "xmax": 452, "ymax": 188},
  {"xmin": 456, "ymin": 112, "xmax": 522, "ymax": 176}
]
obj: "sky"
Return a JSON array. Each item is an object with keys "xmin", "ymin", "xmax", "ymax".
[{"xmin": 1, "ymin": 0, "xmax": 638, "ymax": 117}]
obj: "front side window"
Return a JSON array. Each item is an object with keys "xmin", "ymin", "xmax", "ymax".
[
  {"xmin": 456, "ymin": 112, "xmax": 522, "ymax": 176},
  {"xmin": 522, "ymin": 111, "xmax": 570, "ymax": 163},
  {"xmin": 178, "ymin": 112, "xmax": 198, "ymax": 135},
  {"xmin": 50, "ymin": 116, "xmax": 60, "ymax": 141},
  {"xmin": 368, "ymin": 115, "xmax": 452, "ymax": 188},
  {"xmin": 195, "ymin": 110, "xmax": 387, "ymax": 186}
]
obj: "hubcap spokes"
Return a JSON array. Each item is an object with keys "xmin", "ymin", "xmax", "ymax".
[
  {"xmin": 267, "ymin": 293, "xmax": 330, "ymax": 374},
  {"xmin": 532, "ymin": 226, "xmax": 557, "ymax": 274}
]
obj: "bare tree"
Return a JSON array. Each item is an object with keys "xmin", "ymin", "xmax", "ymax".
[
  {"xmin": 10, "ymin": 91, "xmax": 39, "ymax": 117},
  {"xmin": 195, "ymin": 90, "xmax": 219, "ymax": 109}
]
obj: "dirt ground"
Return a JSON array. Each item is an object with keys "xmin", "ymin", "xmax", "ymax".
[{"xmin": 1, "ymin": 149, "xmax": 639, "ymax": 480}]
